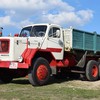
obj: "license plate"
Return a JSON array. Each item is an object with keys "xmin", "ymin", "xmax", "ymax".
[{"xmin": 9, "ymin": 62, "xmax": 18, "ymax": 69}]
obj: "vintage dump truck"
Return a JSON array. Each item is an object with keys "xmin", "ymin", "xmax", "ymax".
[{"xmin": 0, "ymin": 23, "xmax": 100, "ymax": 86}]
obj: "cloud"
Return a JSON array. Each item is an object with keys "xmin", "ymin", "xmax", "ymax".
[
  {"xmin": 0, "ymin": 0, "xmax": 47, "ymax": 11},
  {"xmin": 42, "ymin": 10, "xmax": 93, "ymax": 27},
  {"xmin": 17, "ymin": 19, "xmax": 33, "ymax": 28},
  {"xmin": 0, "ymin": 16, "xmax": 15, "ymax": 26},
  {"xmin": 0, "ymin": 0, "xmax": 74, "ymax": 11},
  {"xmin": 0, "ymin": 0, "xmax": 93, "ymax": 28},
  {"xmin": 77, "ymin": 10, "xmax": 93, "ymax": 22}
]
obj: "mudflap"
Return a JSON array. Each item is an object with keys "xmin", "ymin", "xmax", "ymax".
[
  {"xmin": 76, "ymin": 51, "xmax": 87, "ymax": 68},
  {"xmin": 70, "ymin": 51, "xmax": 87, "ymax": 80}
]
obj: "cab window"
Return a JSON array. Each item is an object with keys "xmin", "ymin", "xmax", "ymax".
[
  {"xmin": 48, "ymin": 27, "xmax": 60, "ymax": 38},
  {"xmin": 20, "ymin": 26, "xmax": 32, "ymax": 37}
]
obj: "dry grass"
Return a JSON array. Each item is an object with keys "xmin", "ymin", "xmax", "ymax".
[{"xmin": 0, "ymin": 77, "xmax": 100, "ymax": 100}]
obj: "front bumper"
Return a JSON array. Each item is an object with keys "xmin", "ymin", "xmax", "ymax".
[{"xmin": 0, "ymin": 61, "xmax": 29, "ymax": 69}]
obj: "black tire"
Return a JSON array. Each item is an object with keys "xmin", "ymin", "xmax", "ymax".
[
  {"xmin": 0, "ymin": 71, "xmax": 13, "ymax": 83},
  {"xmin": 28, "ymin": 57, "xmax": 51, "ymax": 86},
  {"xmin": 86, "ymin": 60, "xmax": 99, "ymax": 81}
]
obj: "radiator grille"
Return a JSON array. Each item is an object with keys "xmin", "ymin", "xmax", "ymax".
[{"xmin": 0, "ymin": 40, "xmax": 9, "ymax": 53}]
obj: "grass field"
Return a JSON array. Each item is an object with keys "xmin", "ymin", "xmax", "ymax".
[{"xmin": 0, "ymin": 77, "xmax": 100, "ymax": 100}]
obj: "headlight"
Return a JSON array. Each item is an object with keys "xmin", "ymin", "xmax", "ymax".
[{"xmin": 18, "ymin": 56, "xmax": 23, "ymax": 62}]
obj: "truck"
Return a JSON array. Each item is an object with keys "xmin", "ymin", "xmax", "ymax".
[{"xmin": 0, "ymin": 23, "xmax": 100, "ymax": 86}]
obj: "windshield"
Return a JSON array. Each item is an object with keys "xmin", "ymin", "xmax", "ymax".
[
  {"xmin": 31, "ymin": 25, "xmax": 47, "ymax": 37},
  {"xmin": 20, "ymin": 26, "xmax": 32, "ymax": 37},
  {"xmin": 20, "ymin": 25, "xmax": 47, "ymax": 37}
]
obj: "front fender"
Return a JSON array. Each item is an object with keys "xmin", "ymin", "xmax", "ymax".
[{"xmin": 22, "ymin": 48, "xmax": 38, "ymax": 65}]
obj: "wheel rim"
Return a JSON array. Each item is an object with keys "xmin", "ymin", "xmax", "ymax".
[
  {"xmin": 92, "ymin": 65, "xmax": 98, "ymax": 77},
  {"xmin": 37, "ymin": 65, "xmax": 48, "ymax": 81}
]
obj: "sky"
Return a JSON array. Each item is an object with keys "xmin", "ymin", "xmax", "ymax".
[{"xmin": 0, "ymin": 0, "xmax": 100, "ymax": 36}]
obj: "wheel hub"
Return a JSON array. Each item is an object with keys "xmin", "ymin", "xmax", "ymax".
[
  {"xmin": 37, "ymin": 65, "xmax": 48, "ymax": 81},
  {"xmin": 92, "ymin": 65, "xmax": 98, "ymax": 77}
]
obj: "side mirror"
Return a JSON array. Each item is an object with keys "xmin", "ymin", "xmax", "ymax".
[{"xmin": 56, "ymin": 30, "xmax": 60, "ymax": 38}]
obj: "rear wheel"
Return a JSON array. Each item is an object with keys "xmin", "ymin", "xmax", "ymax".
[
  {"xmin": 28, "ymin": 57, "xmax": 51, "ymax": 86},
  {"xmin": 86, "ymin": 60, "xmax": 99, "ymax": 81}
]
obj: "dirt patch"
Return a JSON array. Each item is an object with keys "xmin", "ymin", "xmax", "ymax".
[
  {"xmin": 55, "ymin": 80, "xmax": 100, "ymax": 90},
  {"xmin": 1, "ymin": 77, "xmax": 100, "ymax": 90}
]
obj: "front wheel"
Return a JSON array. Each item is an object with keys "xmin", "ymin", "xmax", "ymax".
[
  {"xmin": 28, "ymin": 57, "xmax": 51, "ymax": 86},
  {"xmin": 86, "ymin": 60, "xmax": 99, "ymax": 81}
]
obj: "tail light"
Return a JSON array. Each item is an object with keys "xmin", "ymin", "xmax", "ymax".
[{"xmin": 0, "ymin": 40, "xmax": 9, "ymax": 53}]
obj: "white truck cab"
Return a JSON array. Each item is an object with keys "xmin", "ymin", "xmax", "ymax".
[
  {"xmin": 18, "ymin": 23, "xmax": 64, "ymax": 60},
  {"xmin": 0, "ymin": 24, "xmax": 64, "ymax": 62}
]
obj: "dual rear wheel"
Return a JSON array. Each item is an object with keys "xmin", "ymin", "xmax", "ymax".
[{"xmin": 86, "ymin": 60, "xmax": 99, "ymax": 81}]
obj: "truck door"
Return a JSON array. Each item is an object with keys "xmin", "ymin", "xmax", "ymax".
[
  {"xmin": 47, "ymin": 26, "xmax": 64, "ymax": 60},
  {"xmin": 27, "ymin": 25, "xmax": 47, "ymax": 49}
]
